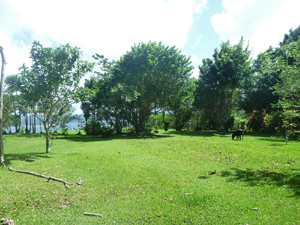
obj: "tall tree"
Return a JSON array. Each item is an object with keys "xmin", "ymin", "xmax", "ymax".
[
  {"xmin": 194, "ymin": 38, "xmax": 252, "ymax": 131},
  {"xmin": 112, "ymin": 41, "xmax": 193, "ymax": 133},
  {"xmin": 91, "ymin": 54, "xmax": 127, "ymax": 134},
  {"xmin": 170, "ymin": 78, "xmax": 195, "ymax": 131},
  {"xmin": 18, "ymin": 41, "xmax": 93, "ymax": 153},
  {"xmin": 0, "ymin": 46, "xmax": 6, "ymax": 165},
  {"xmin": 241, "ymin": 48, "xmax": 279, "ymax": 113},
  {"xmin": 5, "ymin": 74, "xmax": 23, "ymax": 133},
  {"xmin": 263, "ymin": 41, "xmax": 300, "ymax": 143},
  {"xmin": 241, "ymin": 25, "xmax": 300, "ymax": 114},
  {"xmin": 280, "ymin": 25, "xmax": 300, "ymax": 46}
]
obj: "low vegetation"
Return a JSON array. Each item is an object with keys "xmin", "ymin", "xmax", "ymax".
[{"xmin": 1, "ymin": 130, "xmax": 300, "ymax": 224}]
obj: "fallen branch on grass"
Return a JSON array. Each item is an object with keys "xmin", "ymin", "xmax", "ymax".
[
  {"xmin": 84, "ymin": 213, "xmax": 103, "ymax": 217},
  {"xmin": 8, "ymin": 167, "xmax": 73, "ymax": 188}
]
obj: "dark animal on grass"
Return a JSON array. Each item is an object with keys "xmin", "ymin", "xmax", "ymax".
[{"xmin": 232, "ymin": 129, "xmax": 245, "ymax": 141}]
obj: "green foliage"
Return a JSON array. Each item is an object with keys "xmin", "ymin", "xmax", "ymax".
[
  {"xmin": 84, "ymin": 120, "xmax": 101, "ymax": 135},
  {"xmin": 244, "ymin": 25, "xmax": 300, "ymax": 116},
  {"xmin": 111, "ymin": 41, "xmax": 193, "ymax": 133},
  {"xmin": 169, "ymin": 78, "xmax": 195, "ymax": 131},
  {"xmin": 84, "ymin": 120, "xmax": 114, "ymax": 137},
  {"xmin": 163, "ymin": 121, "xmax": 170, "ymax": 131},
  {"xmin": 194, "ymin": 38, "xmax": 252, "ymax": 131},
  {"xmin": 61, "ymin": 127, "xmax": 68, "ymax": 137},
  {"xmin": 82, "ymin": 56, "xmax": 127, "ymax": 135},
  {"xmin": 173, "ymin": 108, "xmax": 193, "ymax": 131},
  {"xmin": 20, "ymin": 126, "xmax": 25, "ymax": 134},
  {"xmin": 148, "ymin": 113, "xmax": 174, "ymax": 131},
  {"xmin": 280, "ymin": 25, "xmax": 300, "ymax": 46},
  {"xmin": 233, "ymin": 110, "xmax": 248, "ymax": 130},
  {"xmin": 262, "ymin": 40, "xmax": 300, "ymax": 143},
  {"xmin": 14, "ymin": 41, "xmax": 93, "ymax": 152},
  {"xmin": 241, "ymin": 48, "xmax": 280, "ymax": 114},
  {"xmin": 247, "ymin": 109, "xmax": 268, "ymax": 131}
]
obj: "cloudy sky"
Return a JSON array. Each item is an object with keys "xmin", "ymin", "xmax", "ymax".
[{"xmin": 1, "ymin": 0, "xmax": 300, "ymax": 112}]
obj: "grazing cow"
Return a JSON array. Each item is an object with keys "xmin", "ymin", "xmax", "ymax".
[{"xmin": 232, "ymin": 129, "xmax": 245, "ymax": 141}]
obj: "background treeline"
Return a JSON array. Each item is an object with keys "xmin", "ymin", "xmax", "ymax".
[{"xmin": 3, "ymin": 26, "xmax": 300, "ymax": 141}]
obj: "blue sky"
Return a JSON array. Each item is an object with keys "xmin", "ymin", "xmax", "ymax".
[{"xmin": 1, "ymin": 0, "xmax": 300, "ymax": 113}]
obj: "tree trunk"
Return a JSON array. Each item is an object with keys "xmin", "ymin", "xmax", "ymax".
[
  {"xmin": 32, "ymin": 113, "xmax": 36, "ymax": 134},
  {"xmin": 18, "ymin": 108, "xmax": 21, "ymax": 133},
  {"xmin": 25, "ymin": 111, "xmax": 30, "ymax": 133},
  {"xmin": 0, "ymin": 46, "xmax": 6, "ymax": 165},
  {"xmin": 43, "ymin": 121, "xmax": 51, "ymax": 153},
  {"xmin": 29, "ymin": 112, "xmax": 32, "ymax": 133},
  {"xmin": 40, "ymin": 119, "xmax": 43, "ymax": 133}
]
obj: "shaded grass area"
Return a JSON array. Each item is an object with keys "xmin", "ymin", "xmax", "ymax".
[{"xmin": 1, "ymin": 130, "xmax": 300, "ymax": 224}]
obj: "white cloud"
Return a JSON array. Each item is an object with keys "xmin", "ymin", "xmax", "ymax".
[
  {"xmin": 192, "ymin": 35, "xmax": 202, "ymax": 48},
  {"xmin": 211, "ymin": 0, "xmax": 300, "ymax": 57},
  {"xmin": 2, "ymin": 0, "xmax": 206, "ymax": 72},
  {"xmin": 194, "ymin": 0, "xmax": 208, "ymax": 13},
  {"xmin": 0, "ymin": 33, "xmax": 31, "ymax": 76},
  {"xmin": 1, "ymin": 0, "xmax": 207, "ymax": 114},
  {"xmin": 190, "ymin": 54, "xmax": 204, "ymax": 79}
]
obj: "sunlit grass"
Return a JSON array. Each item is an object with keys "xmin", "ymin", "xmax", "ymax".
[{"xmin": 1, "ymin": 130, "xmax": 300, "ymax": 224}]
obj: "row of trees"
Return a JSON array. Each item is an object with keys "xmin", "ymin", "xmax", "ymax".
[
  {"xmin": 79, "ymin": 26, "xmax": 300, "ymax": 138},
  {"xmin": 77, "ymin": 42, "xmax": 194, "ymax": 135},
  {"xmin": 2, "ymin": 25, "xmax": 300, "ymax": 155}
]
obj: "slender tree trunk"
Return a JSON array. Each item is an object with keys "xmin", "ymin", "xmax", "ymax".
[
  {"xmin": 25, "ymin": 111, "xmax": 29, "ymax": 133},
  {"xmin": 85, "ymin": 117, "xmax": 88, "ymax": 129},
  {"xmin": 43, "ymin": 121, "xmax": 51, "ymax": 153},
  {"xmin": 39, "ymin": 119, "xmax": 42, "ymax": 133},
  {"xmin": 29, "ymin": 113, "xmax": 32, "ymax": 133},
  {"xmin": 18, "ymin": 108, "xmax": 21, "ymax": 133},
  {"xmin": 14, "ymin": 112, "xmax": 18, "ymax": 133},
  {"xmin": 32, "ymin": 113, "xmax": 36, "ymax": 134},
  {"xmin": 0, "ymin": 46, "xmax": 6, "ymax": 165}
]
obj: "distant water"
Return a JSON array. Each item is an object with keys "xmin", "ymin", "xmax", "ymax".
[
  {"xmin": 7, "ymin": 123, "xmax": 80, "ymax": 133},
  {"xmin": 5, "ymin": 115, "xmax": 84, "ymax": 133}
]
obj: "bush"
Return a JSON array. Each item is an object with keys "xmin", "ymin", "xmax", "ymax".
[
  {"xmin": 247, "ymin": 109, "xmax": 268, "ymax": 131},
  {"xmin": 263, "ymin": 114, "xmax": 282, "ymax": 133},
  {"xmin": 163, "ymin": 121, "xmax": 170, "ymax": 131},
  {"xmin": 233, "ymin": 110, "xmax": 247, "ymax": 130},
  {"xmin": 62, "ymin": 127, "xmax": 68, "ymax": 137},
  {"xmin": 84, "ymin": 120, "xmax": 115, "ymax": 137}
]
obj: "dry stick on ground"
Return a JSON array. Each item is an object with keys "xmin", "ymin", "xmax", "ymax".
[
  {"xmin": 8, "ymin": 167, "xmax": 73, "ymax": 188},
  {"xmin": 84, "ymin": 213, "xmax": 103, "ymax": 217}
]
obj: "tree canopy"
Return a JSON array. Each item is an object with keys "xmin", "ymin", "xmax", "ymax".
[
  {"xmin": 102, "ymin": 41, "xmax": 194, "ymax": 133},
  {"xmin": 16, "ymin": 41, "xmax": 94, "ymax": 152},
  {"xmin": 2, "ymin": 25, "xmax": 300, "ymax": 142},
  {"xmin": 194, "ymin": 38, "xmax": 252, "ymax": 131}
]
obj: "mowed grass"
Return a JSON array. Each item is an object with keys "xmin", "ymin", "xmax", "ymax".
[{"xmin": 1, "ymin": 130, "xmax": 300, "ymax": 224}]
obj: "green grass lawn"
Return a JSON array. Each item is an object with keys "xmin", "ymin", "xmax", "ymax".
[{"xmin": 1, "ymin": 130, "xmax": 300, "ymax": 224}]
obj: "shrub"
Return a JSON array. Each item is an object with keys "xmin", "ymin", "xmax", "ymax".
[
  {"xmin": 247, "ymin": 109, "xmax": 268, "ymax": 131},
  {"xmin": 62, "ymin": 127, "xmax": 68, "ymax": 137},
  {"xmin": 163, "ymin": 121, "xmax": 170, "ymax": 131}
]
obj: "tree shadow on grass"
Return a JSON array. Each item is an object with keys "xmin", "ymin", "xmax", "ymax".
[
  {"xmin": 4, "ymin": 152, "xmax": 51, "ymax": 166},
  {"xmin": 221, "ymin": 168, "xmax": 300, "ymax": 197},
  {"xmin": 56, "ymin": 135, "xmax": 113, "ymax": 142},
  {"xmin": 198, "ymin": 175, "xmax": 210, "ymax": 179},
  {"xmin": 54, "ymin": 133, "xmax": 175, "ymax": 142},
  {"xmin": 6, "ymin": 133, "xmax": 45, "ymax": 138},
  {"xmin": 168, "ymin": 130, "xmax": 223, "ymax": 137}
]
